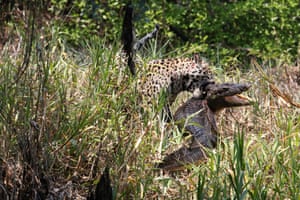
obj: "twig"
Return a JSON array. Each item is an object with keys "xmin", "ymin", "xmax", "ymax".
[
  {"xmin": 133, "ymin": 24, "xmax": 160, "ymax": 51},
  {"xmin": 252, "ymin": 58, "xmax": 300, "ymax": 108},
  {"xmin": 14, "ymin": 3, "xmax": 36, "ymax": 83}
]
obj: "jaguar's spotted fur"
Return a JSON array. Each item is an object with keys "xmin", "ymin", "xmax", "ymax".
[{"xmin": 138, "ymin": 56, "xmax": 214, "ymax": 107}]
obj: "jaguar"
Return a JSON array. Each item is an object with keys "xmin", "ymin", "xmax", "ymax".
[{"xmin": 138, "ymin": 56, "xmax": 215, "ymax": 119}]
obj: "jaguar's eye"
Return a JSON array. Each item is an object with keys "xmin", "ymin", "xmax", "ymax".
[{"xmin": 183, "ymin": 77, "xmax": 193, "ymax": 90}]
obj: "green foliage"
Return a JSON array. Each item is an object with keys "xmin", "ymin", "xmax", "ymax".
[
  {"xmin": 138, "ymin": 0, "xmax": 299, "ymax": 66},
  {"xmin": 45, "ymin": 0, "xmax": 300, "ymax": 66},
  {"xmin": 49, "ymin": 0, "xmax": 127, "ymax": 44}
]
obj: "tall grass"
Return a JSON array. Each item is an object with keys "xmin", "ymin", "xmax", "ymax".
[{"xmin": 0, "ymin": 26, "xmax": 299, "ymax": 199}]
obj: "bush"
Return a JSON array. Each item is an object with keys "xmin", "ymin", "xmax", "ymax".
[
  {"xmin": 49, "ymin": 0, "xmax": 126, "ymax": 45},
  {"xmin": 137, "ymin": 0, "xmax": 299, "ymax": 66},
  {"xmin": 2, "ymin": 0, "xmax": 299, "ymax": 65}
]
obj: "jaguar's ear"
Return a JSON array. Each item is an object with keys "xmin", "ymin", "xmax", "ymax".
[
  {"xmin": 193, "ymin": 54, "xmax": 209, "ymax": 67},
  {"xmin": 193, "ymin": 53, "xmax": 200, "ymax": 63}
]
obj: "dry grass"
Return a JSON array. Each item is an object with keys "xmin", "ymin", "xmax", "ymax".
[{"xmin": 0, "ymin": 31, "xmax": 299, "ymax": 199}]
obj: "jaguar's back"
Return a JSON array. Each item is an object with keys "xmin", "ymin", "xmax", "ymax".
[{"xmin": 138, "ymin": 57, "xmax": 214, "ymax": 106}]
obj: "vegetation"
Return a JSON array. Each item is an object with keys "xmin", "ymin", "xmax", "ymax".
[
  {"xmin": 0, "ymin": 0, "xmax": 299, "ymax": 199},
  {"xmin": 48, "ymin": 0, "xmax": 300, "ymax": 67}
]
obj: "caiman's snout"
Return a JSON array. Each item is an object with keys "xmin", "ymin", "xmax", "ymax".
[{"xmin": 207, "ymin": 83, "xmax": 252, "ymax": 112}]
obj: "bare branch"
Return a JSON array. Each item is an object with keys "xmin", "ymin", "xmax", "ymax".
[{"xmin": 133, "ymin": 24, "xmax": 159, "ymax": 51}]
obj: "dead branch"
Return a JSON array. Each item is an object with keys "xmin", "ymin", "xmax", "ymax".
[{"xmin": 133, "ymin": 24, "xmax": 159, "ymax": 51}]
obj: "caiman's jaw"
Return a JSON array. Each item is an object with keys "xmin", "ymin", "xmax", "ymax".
[
  {"xmin": 225, "ymin": 94, "xmax": 252, "ymax": 106},
  {"xmin": 208, "ymin": 94, "xmax": 252, "ymax": 113}
]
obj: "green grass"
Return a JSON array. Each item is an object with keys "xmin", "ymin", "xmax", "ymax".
[{"xmin": 0, "ymin": 28, "xmax": 299, "ymax": 199}]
